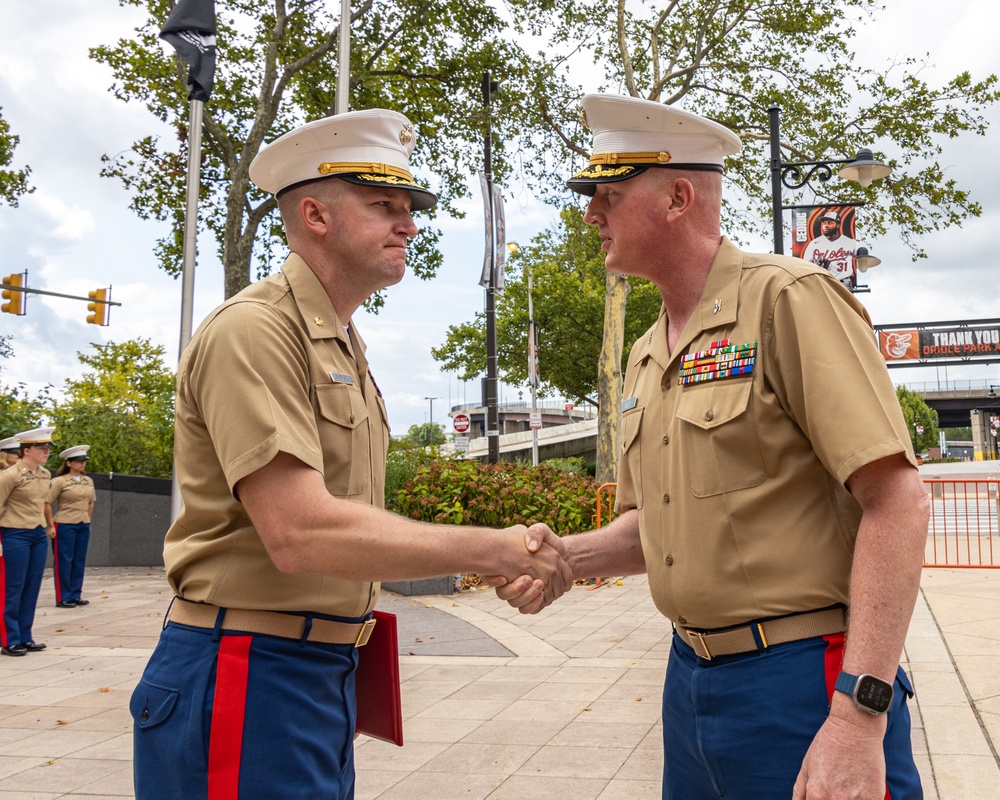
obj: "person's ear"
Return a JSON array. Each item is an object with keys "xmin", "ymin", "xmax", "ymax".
[{"xmin": 299, "ymin": 195, "xmax": 332, "ymax": 236}]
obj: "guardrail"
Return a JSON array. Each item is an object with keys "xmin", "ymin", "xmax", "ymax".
[{"xmin": 593, "ymin": 479, "xmax": 1000, "ymax": 569}]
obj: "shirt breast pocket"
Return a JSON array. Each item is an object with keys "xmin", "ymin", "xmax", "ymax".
[
  {"xmin": 314, "ymin": 383, "xmax": 371, "ymax": 498},
  {"xmin": 675, "ymin": 379, "xmax": 766, "ymax": 497}
]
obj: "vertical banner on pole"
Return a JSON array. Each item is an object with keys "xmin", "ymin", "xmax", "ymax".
[
  {"xmin": 493, "ymin": 185, "xmax": 506, "ymax": 292},
  {"xmin": 790, "ymin": 204, "xmax": 858, "ymax": 289},
  {"xmin": 478, "ymin": 171, "xmax": 493, "ymax": 288}
]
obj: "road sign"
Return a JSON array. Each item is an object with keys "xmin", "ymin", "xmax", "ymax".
[
  {"xmin": 453, "ymin": 413, "xmax": 471, "ymax": 434},
  {"xmin": 529, "ymin": 411, "xmax": 542, "ymax": 430},
  {"xmin": 453, "ymin": 436, "xmax": 470, "ymax": 452}
]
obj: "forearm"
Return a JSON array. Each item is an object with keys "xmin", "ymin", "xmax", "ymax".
[
  {"xmin": 238, "ymin": 452, "xmax": 554, "ymax": 583},
  {"xmin": 830, "ymin": 462, "xmax": 928, "ymax": 727},
  {"xmin": 564, "ymin": 509, "xmax": 646, "ymax": 579}
]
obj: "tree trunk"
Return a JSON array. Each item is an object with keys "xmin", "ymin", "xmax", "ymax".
[{"xmin": 596, "ymin": 270, "xmax": 630, "ymax": 486}]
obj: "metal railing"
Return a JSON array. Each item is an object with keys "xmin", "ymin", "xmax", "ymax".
[{"xmin": 593, "ymin": 479, "xmax": 1000, "ymax": 568}]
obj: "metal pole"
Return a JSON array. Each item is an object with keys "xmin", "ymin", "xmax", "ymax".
[
  {"xmin": 482, "ymin": 71, "xmax": 500, "ymax": 464},
  {"xmin": 769, "ymin": 104, "xmax": 784, "ymax": 254},
  {"xmin": 172, "ymin": 96, "xmax": 204, "ymax": 523},
  {"xmin": 336, "ymin": 0, "xmax": 350, "ymax": 114},
  {"xmin": 527, "ymin": 263, "xmax": 539, "ymax": 466}
]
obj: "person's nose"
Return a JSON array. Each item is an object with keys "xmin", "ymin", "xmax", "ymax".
[{"xmin": 583, "ymin": 194, "xmax": 605, "ymax": 225}]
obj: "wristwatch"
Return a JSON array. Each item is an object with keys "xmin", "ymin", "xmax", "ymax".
[{"xmin": 834, "ymin": 671, "xmax": 894, "ymax": 715}]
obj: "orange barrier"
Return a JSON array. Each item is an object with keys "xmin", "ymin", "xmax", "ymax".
[
  {"xmin": 923, "ymin": 478, "xmax": 1000, "ymax": 568},
  {"xmin": 593, "ymin": 478, "xmax": 1000, "ymax": 568},
  {"xmin": 595, "ymin": 482, "xmax": 617, "ymax": 529}
]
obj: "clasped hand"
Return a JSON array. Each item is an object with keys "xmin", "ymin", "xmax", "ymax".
[{"xmin": 487, "ymin": 524, "xmax": 571, "ymax": 614}]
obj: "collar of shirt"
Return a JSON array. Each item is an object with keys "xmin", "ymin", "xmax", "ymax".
[
  {"xmin": 630, "ymin": 236, "xmax": 742, "ymax": 371},
  {"xmin": 282, "ymin": 252, "xmax": 371, "ymax": 376}
]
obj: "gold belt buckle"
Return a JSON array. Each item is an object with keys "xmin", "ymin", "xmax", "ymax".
[
  {"xmin": 689, "ymin": 630, "xmax": 713, "ymax": 660},
  {"xmin": 354, "ymin": 618, "xmax": 377, "ymax": 648}
]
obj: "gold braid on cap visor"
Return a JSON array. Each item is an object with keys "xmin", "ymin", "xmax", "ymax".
[
  {"xmin": 317, "ymin": 161, "xmax": 419, "ymax": 187},
  {"xmin": 570, "ymin": 151, "xmax": 672, "ymax": 180},
  {"xmin": 591, "ymin": 151, "xmax": 672, "ymax": 165}
]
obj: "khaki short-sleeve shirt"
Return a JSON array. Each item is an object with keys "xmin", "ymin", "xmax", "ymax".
[
  {"xmin": 165, "ymin": 254, "xmax": 390, "ymax": 616},
  {"xmin": 615, "ymin": 238, "xmax": 915, "ymax": 630},
  {"xmin": 50, "ymin": 475, "xmax": 96, "ymax": 523},
  {"xmin": 0, "ymin": 462, "xmax": 52, "ymax": 529}
]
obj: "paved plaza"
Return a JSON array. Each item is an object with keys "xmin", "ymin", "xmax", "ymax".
[{"xmin": 0, "ymin": 566, "xmax": 997, "ymax": 798}]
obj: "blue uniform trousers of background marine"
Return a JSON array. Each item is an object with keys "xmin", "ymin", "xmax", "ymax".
[
  {"xmin": 52, "ymin": 522, "xmax": 91, "ymax": 604},
  {"xmin": 131, "ymin": 610, "xmax": 364, "ymax": 800},
  {"xmin": 661, "ymin": 630, "xmax": 922, "ymax": 799},
  {"xmin": 0, "ymin": 525, "xmax": 47, "ymax": 648}
]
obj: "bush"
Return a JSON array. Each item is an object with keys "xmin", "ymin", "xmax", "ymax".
[
  {"xmin": 394, "ymin": 460, "xmax": 600, "ymax": 535},
  {"xmin": 540, "ymin": 456, "xmax": 595, "ymax": 477}
]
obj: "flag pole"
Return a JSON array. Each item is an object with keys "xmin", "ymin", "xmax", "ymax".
[{"xmin": 171, "ymin": 96, "xmax": 204, "ymax": 522}]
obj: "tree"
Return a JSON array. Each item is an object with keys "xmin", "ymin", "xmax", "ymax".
[
  {"xmin": 0, "ymin": 383, "xmax": 51, "ymax": 443},
  {"xmin": 403, "ymin": 422, "xmax": 446, "ymax": 448},
  {"xmin": 92, "ymin": 0, "xmax": 546, "ymax": 301},
  {"xmin": 0, "ymin": 108, "xmax": 32, "ymax": 207},
  {"xmin": 47, "ymin": 339, "xmax": 175, "ymax": 478},
  {"xmin": 896, "ymin": 386, "xmax": 939, "ymax": 454}
]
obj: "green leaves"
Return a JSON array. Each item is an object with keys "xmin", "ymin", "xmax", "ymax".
[
  {"xmin": 46, "ymin": 339, "xmax": 176, "ymax": 477},
  {"xmin": 394, "ymin": 459, "xmax": 599, "ymax": 535},
  {"xmin": 896, "ymin": 385, "xmax": 939, "ymax": 454},
  {"xmin": 0, "ymin": 108, "xmax": 33, "ymax": 208}
]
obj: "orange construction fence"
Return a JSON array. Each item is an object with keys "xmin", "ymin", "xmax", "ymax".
[{"xmin": 593, "ymin": 479, "xmax": 1000, "ymax": 568}]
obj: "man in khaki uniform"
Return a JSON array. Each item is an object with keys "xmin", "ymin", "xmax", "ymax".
[
  {"xmin": 131, "ymin": 109, "xmax": 569, "ymax": 800},
  {"xmin": 0, "ymin": 427, "xmax": 56, "ymax": 656},
  {"xmin": 494, "ymin": 95, "xmax": 928, "ymax": 799}
]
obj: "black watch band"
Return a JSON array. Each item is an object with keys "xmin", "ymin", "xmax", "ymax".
[{"xmin": 834, "ymin": 670, "xmax": 893, "ymax": 715}]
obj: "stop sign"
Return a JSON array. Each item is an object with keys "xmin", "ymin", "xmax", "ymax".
[{"xmin": 453, "ymin": 413, "xmax": 471, "ymax": 433}]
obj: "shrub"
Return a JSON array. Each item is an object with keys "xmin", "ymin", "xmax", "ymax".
[{"xmin": 394, "ymin": 460, "xmax": 600, "ymax": 536}]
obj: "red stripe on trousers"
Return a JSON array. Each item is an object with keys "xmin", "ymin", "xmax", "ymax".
[
  {"xmin": 207, "ymin": 635, "xmax": 253, "ymax": 800},
  {"xmin": 823, "ymin": 632, "xmax": 892, "ymax": 800},
  {"xmin": 52, "ymin": 524, "xmax": 63, "ymax": 603}
]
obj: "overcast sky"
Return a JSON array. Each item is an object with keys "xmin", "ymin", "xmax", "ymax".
[{"xmin": 1, "ymin": 0, "xmax": 998, "ymax": 436}]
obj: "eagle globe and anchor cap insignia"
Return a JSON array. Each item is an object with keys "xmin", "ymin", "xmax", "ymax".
[{"xmin": 399, "ymin": 123, "xmax": 414, "ymax": 147}]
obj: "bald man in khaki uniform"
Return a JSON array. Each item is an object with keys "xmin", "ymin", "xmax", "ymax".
[
  {"xmin": 494, "ymin": 95, "xmax": 927, "ymax": 799},
  {"xmin": 131, "ymin": 109, "xmax": 569, "ymax": 800}
]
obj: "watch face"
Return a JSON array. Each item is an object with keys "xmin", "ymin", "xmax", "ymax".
[{"xmin": 856, "ymin": 675, "xmax": 893, "ymax": 713}]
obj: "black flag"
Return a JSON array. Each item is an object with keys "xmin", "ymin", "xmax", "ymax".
[{"xmin": 159, "ymin": 0, "xmax": 217, "ymax": 102}]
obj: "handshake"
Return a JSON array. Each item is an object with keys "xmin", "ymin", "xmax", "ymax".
[{"xmin": 480, "ymin": 523, "xmax": 576, "ymax": 615}]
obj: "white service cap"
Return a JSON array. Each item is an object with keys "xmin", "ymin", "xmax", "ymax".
[
  {"xmin": 15, "ymin": 426, "xmax": 55, "ymax": 445},
  {"xmin": 568, "ymin": 94, "xmax": 742, "ymax": 196},
  {"xmin": 59, "ymin": 445, "xmax": 91, "ymax": 460},
  {"xmin": 249, "ymin": 108, "xmax": 437, "ymax": 210}
]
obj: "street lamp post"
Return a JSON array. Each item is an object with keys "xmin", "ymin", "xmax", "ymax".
[
  {"xmin": 508, "ymin": 241, "xmax": 539, "ymax": 466},
  {"xmin": 768, "ymin": 104, "xmax": 891, "ymax": 255},
  {"xmin": 423, "ymin": 396, "xmax": 441, "ymax": 427}
]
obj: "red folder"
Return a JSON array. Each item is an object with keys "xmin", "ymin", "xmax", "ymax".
[{"xmin": 354, "ymin": 610, "xmax": 403, "ymax": 746}]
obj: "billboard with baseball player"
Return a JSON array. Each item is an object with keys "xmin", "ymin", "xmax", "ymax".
[{"xmin": 790, "ymin": 204, "xmax": 858, "ymax": 289}]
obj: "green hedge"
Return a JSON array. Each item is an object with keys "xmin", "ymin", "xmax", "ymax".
[{"xmin": 394, "ymin": 460, "xmax": 600, "ymax": 535}]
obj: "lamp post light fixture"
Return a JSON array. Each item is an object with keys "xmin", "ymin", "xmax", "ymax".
[
  {"xmin": 508, "ymin": 241, "xmax": 539, "ymax": 466},
  {"xmin": 423, "ymin": 396, "xmax": 441, "ymax": 427},
  {"xmin": 768, "ymin": 105, "xmax": 891, "ymax": 255}
]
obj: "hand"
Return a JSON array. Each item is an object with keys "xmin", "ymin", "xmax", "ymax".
[
  {"xmin": 792, "ymin": 710, "xmax": 887, "ymax": 799},
  {"xmin": 483, "ymin": 524, "xmax": 573, "ymax": 614},
  {"xmin": 46, "ymin": 525, "xmax": 56, "ymax": 540}
]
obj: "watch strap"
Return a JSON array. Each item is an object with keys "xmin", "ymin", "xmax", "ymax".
[{"xmin": 834, "ymin": 670, "xmax": 858, "ymax": 697}]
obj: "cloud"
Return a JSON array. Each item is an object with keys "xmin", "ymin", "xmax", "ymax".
[{"xmin": 25, "ymin": 190, "xmax": 96, "ymax": 241}]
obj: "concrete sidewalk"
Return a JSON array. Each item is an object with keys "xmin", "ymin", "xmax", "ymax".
[{"xmin": 0, "ymin": 567, "xmax": 997, "ymax": 799}]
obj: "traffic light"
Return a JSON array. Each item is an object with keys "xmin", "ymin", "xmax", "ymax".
[
  {"xmin": 2, "ymin": 273, "xmax": 25, "ymax": 315},
  {"xmin": 86, "ymin": 288, "xmax": 109, "ymax": 326}
]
